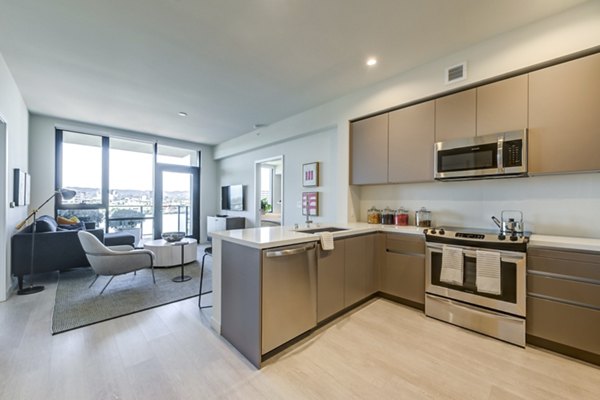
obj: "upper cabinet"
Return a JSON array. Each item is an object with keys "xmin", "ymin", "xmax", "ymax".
[
  {"xmin": 477, "ymin": 75, "xmax": 528, "ymax": 136},
  {"xmin": 434, "ymin": 89, "xmax": 476, "ymax": 142},
  {"xmin": 388, "ymin": 101, "xmax": 435, "ymax": 183},
  {"xmin": 350, "ymin": 113, "xmax": 388, "ymax": 185},
  {"xmin": 528, "ymin": 53, "xmax": 600, "ymax": 174}
]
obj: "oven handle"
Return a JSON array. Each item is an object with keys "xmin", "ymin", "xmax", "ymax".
[
  {"xmin": 432, "ymin": 295, "xmax": 524, "ymax": 322},
  {"xmin": 428, "ymin": 246, "xmax": 525, "ymax": 263}
]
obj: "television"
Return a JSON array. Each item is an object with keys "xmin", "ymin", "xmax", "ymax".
[{"xmin": 221, "ymin": 184, "xmax": 244, "ymax": 211}]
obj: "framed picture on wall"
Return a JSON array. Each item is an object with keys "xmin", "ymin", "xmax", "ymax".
[
  {"xmin": 302, "ymin": 192, "xmax": 319, "ymax": 216},
  {"xmin": 302, "ymin": 162, "xmax": 319, "ymax": 187}
]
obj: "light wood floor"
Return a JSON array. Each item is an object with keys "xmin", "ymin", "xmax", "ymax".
[{"xmin": 1, "ymin": 273, "xmax": 599, "ymax": 400}]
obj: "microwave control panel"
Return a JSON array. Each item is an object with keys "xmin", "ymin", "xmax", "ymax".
[{"xmin": 503, "ymin": 139, "xmax": 523, "ymax": 167}]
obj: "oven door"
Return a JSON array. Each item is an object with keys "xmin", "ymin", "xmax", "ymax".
[{"xmin": 425, "ymin": 243, "xmax": 526, "ymax": 317}]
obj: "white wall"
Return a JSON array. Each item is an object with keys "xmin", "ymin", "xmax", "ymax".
[
  {"xmin": 218, "ymin": 128, "xmax": 338, "ymax": 227},
  {"xmin": 28, "ymin": 114, "xmax": 218, "ymax": 243},
  {"xmin": 215, "ymin": 1, "xmax": 600, "ymax": 238},
  {"xmin": 0, "ymin": 53, "xmax": 29, "ymax": 301}
]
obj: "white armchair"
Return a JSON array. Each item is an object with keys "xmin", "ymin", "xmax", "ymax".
[{"xmin": 78, "ymin": 231, "xmax": 156, "ymax": 295}]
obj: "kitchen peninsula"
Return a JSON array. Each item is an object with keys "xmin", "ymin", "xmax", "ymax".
[{"xmin": 211, "ymin": 224, "xmax": 600, "ymax": 368}]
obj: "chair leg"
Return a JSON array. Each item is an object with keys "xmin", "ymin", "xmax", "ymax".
[
  {"xmin": 99, "ymin": 276, "xmax": 115, "ymax": 295},
  {"xmin": 89, "ymin": 274, "xmax": 99, "ymax": 288},
  {"xmin": 151, "ymin": 266, "xmax": 156, "ymax": 284},
  {"xmin": 199, "ymin": 253, "xmax": 212, "ymax": 309}
]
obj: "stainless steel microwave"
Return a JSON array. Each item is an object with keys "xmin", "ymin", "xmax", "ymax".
[{"xmin": 434, "ymin": 130, "xmax": 528, "ymax": 181}]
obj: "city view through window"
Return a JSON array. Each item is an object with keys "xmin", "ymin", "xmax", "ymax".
[{"xmin": 59, "ymin": 132, "xmax": 195, "ymax": 240}]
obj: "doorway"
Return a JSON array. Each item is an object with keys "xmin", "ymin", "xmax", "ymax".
[
  {"xmin": 255, "ymin": 156, "xmax": 284, "ymax": 227},
  {"xmin": 154, "ymin": 164, "xmax": 200, "ymax": 240}
]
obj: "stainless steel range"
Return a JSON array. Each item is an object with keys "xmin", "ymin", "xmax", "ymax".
[{"xmin": 424, "ymin": 226, "xmax": 528, "ymax": 347}]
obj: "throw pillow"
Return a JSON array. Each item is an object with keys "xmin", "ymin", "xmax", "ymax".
[
  {"xmin": 23, "ymin": 215, "xmax": 58, "ymax": 233},
  {"xmin": 57, "ymin": 215, "xmax": 80, "ymax": 225}
]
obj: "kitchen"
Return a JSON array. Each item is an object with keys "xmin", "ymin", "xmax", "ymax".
[{"xmin": 211, "ymin": 14, "xmax": 600, "ymax": 375}]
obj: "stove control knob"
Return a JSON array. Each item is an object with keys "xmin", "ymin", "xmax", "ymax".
[
  {"xmin": 430, "ymin": 229, "xmax": 437, "ymax": 234},
  {"xmin": 509, "ymin": 234, "xmax": 518, "ymax": 242},
  {"xmin": 497, "ymin": 234, "xmax": 506, "ymax": 241},
  {"xmin": 439, "ymin": 229, "xmax": 445, "ymax": 235}
]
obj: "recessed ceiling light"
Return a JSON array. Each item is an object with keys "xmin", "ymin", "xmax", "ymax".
[
  {"xmin": 178, "ymin": 112, "xmax": 188, "ymax": 117},
  {"xmin": 366, "ymin": 58, "xmax": 377, "ymax": 67}
]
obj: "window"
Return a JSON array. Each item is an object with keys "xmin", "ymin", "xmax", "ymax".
[
  {"xmin": 55, "ymin": 129, "xmax": 201, "ymax": 240},
  {"xmin": 157, "ymin": 144, "xmax": 198, "ymax": 166},
  {"xmin": 59, "ymin": 131, "xmax": 103, "ymax": 205},
  {"xmin": 108, "ymin": 138, "xmax": 154, "ymax": 240}
]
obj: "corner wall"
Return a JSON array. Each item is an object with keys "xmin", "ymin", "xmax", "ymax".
[
  {"xmin": 28, "ymin": 114, "xmax": 218, "ymax": 243},
  {"xmin": 0, "ymin": 53, "xmax": 29, "ymax": 301},
  {"xmin": 218, "ymin": 127, "xmax": 338, "ymax": 227}
]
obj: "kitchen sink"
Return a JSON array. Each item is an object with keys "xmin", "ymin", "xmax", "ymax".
[{"xmin": 296, "ymin": 227, "xmax": 349, "ymax": 234}]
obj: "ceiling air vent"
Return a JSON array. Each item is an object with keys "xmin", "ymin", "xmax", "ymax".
[{"xmin": 445, "ymin": 62, "xmax": 467, "ymax": 84}]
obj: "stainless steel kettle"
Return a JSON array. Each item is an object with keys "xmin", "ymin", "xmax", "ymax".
[{"xmin": 492, "ymin": 210, "xmax": 524, "ymax": 235}]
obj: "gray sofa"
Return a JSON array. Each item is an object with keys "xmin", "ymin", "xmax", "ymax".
[{"xmin": 11, "ymin": 215, "xmax": 135, "ymax": 290}]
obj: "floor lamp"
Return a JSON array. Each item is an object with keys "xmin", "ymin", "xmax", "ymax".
[{"xmin": 15, "ymin": 188, "xmax": 77, "ymax": 295}]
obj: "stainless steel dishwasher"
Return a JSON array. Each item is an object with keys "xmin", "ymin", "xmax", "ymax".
[{"xmin": 262, "ymin": 242, "xmax": 317, "ymax": 354}]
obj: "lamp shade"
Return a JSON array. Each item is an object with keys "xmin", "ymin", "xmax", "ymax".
[{"xmin": 59, "ymin": 188, "xmax": 76, "ymax": 200}]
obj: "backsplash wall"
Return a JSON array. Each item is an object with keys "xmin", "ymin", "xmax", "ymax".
[{"xmin": 359, "ymin": 173, "xmax": 600, "ymax": 238}]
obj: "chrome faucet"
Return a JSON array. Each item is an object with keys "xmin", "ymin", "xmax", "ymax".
[{"xmin": 305, "ymin": 212, "xmax": 313, "ymax": 227}]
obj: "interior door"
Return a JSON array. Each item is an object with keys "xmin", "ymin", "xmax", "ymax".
[{"xmin": 154, "ymin": 165, "xmax": 199, "ymax": 240}]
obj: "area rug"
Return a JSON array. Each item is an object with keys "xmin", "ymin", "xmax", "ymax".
[{"xmin": 52, "ymin": 259, "xmax": 211, "ymax": 334}]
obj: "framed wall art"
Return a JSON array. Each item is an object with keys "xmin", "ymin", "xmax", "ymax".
[
  {"xmin": 302, "ymin": 191, "xmax": 319, "ymax": 216},
  {"xmin": 302, "ymin": 162, "xmax": 319, "ymax": 187}
]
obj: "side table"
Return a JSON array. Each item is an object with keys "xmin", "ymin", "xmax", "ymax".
[{"xmin": 171, "ymin": 241, "xmax": 192, "ymax": 283}]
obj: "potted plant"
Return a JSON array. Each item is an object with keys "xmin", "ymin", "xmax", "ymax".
[{"xmin": 260, "ymin": 198, "xmax": 271, "ymax": 214}]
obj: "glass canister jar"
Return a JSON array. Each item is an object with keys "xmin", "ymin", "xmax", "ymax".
[
  {"xmin": 382, "ymin": 207, "xmax": 394, "ymax": 225},
  {"xmin": 394, "ymin": 208, "xmax": 409, "ymax": 226},
  {"xmin": 367, "ymin": 206, "xmax": 382, "ymax": 224},
  {"xmin": 415, "ymin": 207, "xmax": 432, "ymax": 227}
]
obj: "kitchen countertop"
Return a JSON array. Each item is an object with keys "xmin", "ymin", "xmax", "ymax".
[
  {"xmin": 210, "ymin": 222, "xmax": 425, "ymax": 249},
  {"xmin": 528, "ymin": 234, "xmax": 600, "ymax": 253},
  {"xmin": 211, "ymin": 222, "xmax": 600, "ymax": 252}
]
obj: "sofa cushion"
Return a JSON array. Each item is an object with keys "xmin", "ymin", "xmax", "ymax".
[
  {"xmin": 57, "ymin": 221, "xmax": 86, "ymax": 231},
  {"xmin": 104, "ymin": 232, "xmax": 136, "ymax": 247}
]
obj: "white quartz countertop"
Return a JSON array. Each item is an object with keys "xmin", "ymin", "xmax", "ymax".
[
  {"xmin": 212, "ymin": 221, "xmax": 600, "ymax": 252},
  {"xmin": 210, "ymin": 222, "xmax": 425, "ymax": 249},
  {"xmin": 528, "ymin": 234, "xmax": 600, "ymax": 253}
]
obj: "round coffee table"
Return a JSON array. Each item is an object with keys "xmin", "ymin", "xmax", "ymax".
[{"xmin": 142, "ymin": 238, "xmax": 198, "ymax": 267}]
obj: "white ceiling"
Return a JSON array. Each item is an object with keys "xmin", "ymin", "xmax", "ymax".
[{"xmin": 0, "ymin": 0, "xmax": 588, "ymax": 145}]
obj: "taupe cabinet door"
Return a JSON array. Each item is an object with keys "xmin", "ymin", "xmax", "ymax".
[
  {"xmin": 527, "ymin": 247, "xmax": 600, "ymax": 362},
  {"xmin": 435, "ymin": 89, "xmax": 476, "ymax": 142},
  {"xmin": 380, "ymin": 234, "xmax": 425, "ymax": 305},
  {"xmin": 388, "ymin": 101, "xmax": 435, "ymax": 183},
  {"xmin": 317, "ymin": 241, "xmax": 346, "ymax": 322},
  {"xmin": 344, "ymin": 235, "xmax": 375, "ymax": 307},
  {"xmin": 529, "ymin": 53, "xmax": 600, "ymax": 174},
  {"xmin": 477, "ymin": 75, "xmax": 528, "ymax": 136},
  {"xmin": 350, "ymin": 114, "xmax": 388, "ymax": 184}
]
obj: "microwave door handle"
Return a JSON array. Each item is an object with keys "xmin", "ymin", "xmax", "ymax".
[{"xmin": 497, "ymin": 137, "xmax": 504, "ymax": 172}]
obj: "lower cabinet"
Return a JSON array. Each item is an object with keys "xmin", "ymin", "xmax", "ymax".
[
  {"xmin": 526, "ymin": 247, "xmax": 600, "ymax": 365},
  {"xmin": 317, "ymin": 240, "xmax": 346, "ymax": 322},
  {"xmin": 344, "ymin": 234, "xmax": 376, "ymax": 307},
  {"xmin": 380, "ymin": 233, "xmax": 425, "ymax": 307},
  {"xmin": 317, "ymin": 233, "xmax": 378, "ymax": 322}
]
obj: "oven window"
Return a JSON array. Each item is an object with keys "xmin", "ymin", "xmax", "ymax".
[
  {"xmin": 437, "ymin": 143, "xmax": 497, "ymax": 172},
  {"xmin": 430, "ymin": 253, "xmax": 517, "ymax": 303}
]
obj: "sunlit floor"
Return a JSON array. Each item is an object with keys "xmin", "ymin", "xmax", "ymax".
[{"xmin": 1, "ymin": 265, "xmax": 599, "ymax": 399}]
